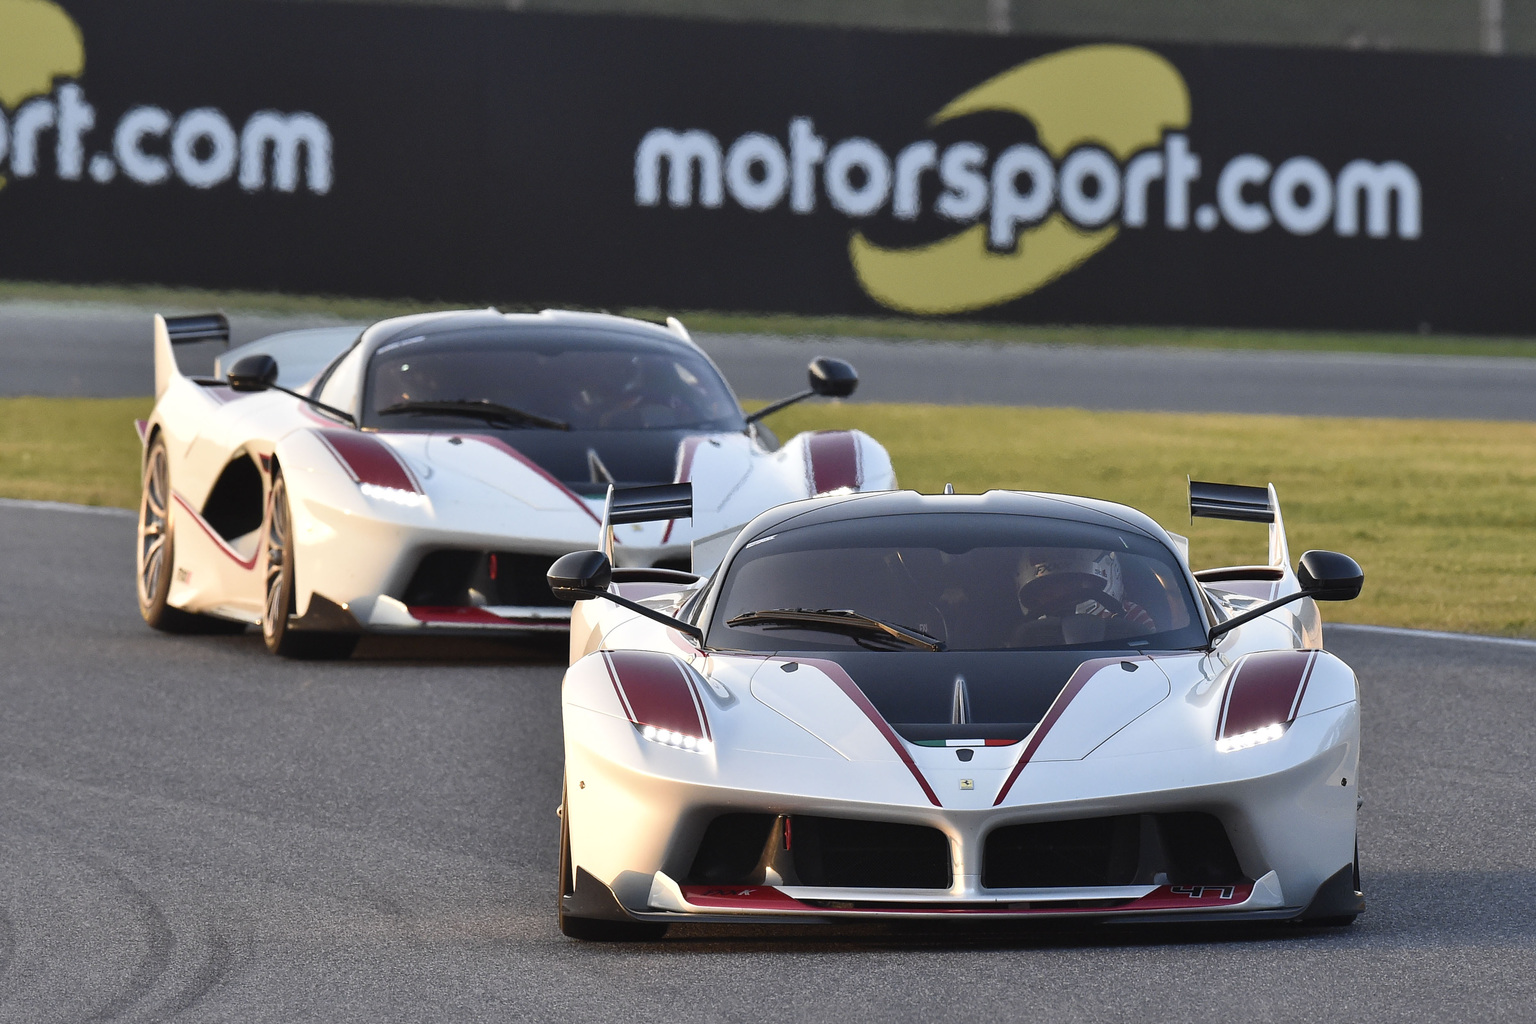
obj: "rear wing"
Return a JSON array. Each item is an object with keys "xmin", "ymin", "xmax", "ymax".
[
  {"xmin": 153, "ymin": 312, "xmax": 230, "ymax": 400},
  {"xmin": 1189, "ymin": 479, "xmax": 1290, "ymax": 569},
  {"xmin": 599, "ymin": 482, "xmax": 692, "ymax": 559},
  {"xmin": 165, "ymin": 313, "xmax": 230, "ymax": 345}
]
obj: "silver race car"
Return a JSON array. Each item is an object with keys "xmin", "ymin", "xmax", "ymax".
[
  {"xmin": 551, "ymin": 480, "xmax": 1364, "ymax": 938},
  {"xmin": 135, "ymin": 309, "xmax": 893, "ymax": 657}
]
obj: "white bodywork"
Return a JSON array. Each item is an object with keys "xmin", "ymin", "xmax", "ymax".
[
  {"xmin": 559, "ymin": 488, "xmax": 1361, "ymax": 927},
  {"xmin": 138, "ymin": 309, "xmax": 895, "ymax": 636}
]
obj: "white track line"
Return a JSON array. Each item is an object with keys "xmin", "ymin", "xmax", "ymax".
[
  {"xmin": 1328, "ymin": 622, "xmax": 1536, "ymax": 651},
  {"xmin": 0, "ymin": 497, "xmax": 135, "ymax": 518}
]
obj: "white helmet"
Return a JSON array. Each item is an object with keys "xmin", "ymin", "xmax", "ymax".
[{"xmin": 1018, "ymin": 549, "xmax": 1123, "ymax": 610}]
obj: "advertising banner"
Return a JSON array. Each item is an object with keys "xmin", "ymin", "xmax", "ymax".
[{"xmin": 1, "ymin": 0, "xmax": 1532, "ymax": 332}]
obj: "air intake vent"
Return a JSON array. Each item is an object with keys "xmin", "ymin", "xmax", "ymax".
[
  {"xmin": 687, "ymin": 813, "xmax": 952, "ymax": 890},
  {"xmin": 402, "ymin": 549, "xmax": 563, "ymax": 607},
  {"xmin": 983, "ymin": 812, "xmax": 1244, "ymax": 889}
]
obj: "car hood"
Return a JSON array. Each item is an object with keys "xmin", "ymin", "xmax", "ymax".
[
  {"xmin": 410, "ymin": 425, "xmax": 722, "ymax": 493},
  {"xmin": 742, "ymin": 649, "xmax": 1179, "ymax": 760}
]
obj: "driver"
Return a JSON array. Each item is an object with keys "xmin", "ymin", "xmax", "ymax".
[{"xmin": 1016, "ymin": 549, "xmax": 1157, "ymax": 633}]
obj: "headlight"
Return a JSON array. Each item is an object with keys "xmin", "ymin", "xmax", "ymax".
[
  {"xmin": 641, "ymin": 724, "xmax": 712, "ymax": 755},
  {"xmin": 360, "ymin": 482, "xmax": 428, "ymax": 507},
  {"xmin": 1216, "ymin": 722, "xmax": 1286, "ymax": 753}
]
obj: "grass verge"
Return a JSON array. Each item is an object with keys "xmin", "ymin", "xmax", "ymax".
[
  {"xmin": 762, "ymin": 402, "xmax": 1536, "ymax": 638},
  {"xmin": 4, "ymin": 396, "xmax": 1532, "ymax": 637},
  {"xmin": 2, "ymin": 279, "xmax": 1533, "ymax": 359},
  {"xmin": 0, "ymin": 397, "xmax": 151, "ymax": 509}
]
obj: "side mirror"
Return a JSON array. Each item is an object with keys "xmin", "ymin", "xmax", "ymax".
[
  {"xmin": 1297, "ymin": 550, "xmax": 1363, "ymax": 602},
  {"xmin": 548, "ymin": 549, "xmax": 612, "ymax": 601},
  {"xmin": 227, "ymin": 354, "xmax": 279, "ymax": 392},
  {"xmin": 547, "ymin": 548, "xmax": 705, "ymax": 639},
  {"xmin": 808, "ymin": 356, "xmax": 858, "ymax": 398},
  {"xmin": 1206, "ymin": 548, "xmax": 1365, "ymax": 643},
  {"xmin": 745, "ymin": 357, "xmax": 860, "ymax": 424}
]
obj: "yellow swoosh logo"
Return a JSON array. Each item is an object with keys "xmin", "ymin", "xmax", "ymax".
[
  {"xmin": 0, "ymin": 0, "xmax": 83, "ymax": 110},
  {"xmin": 850, "ymin": 45, "xmax": 1189, "ymax": 315}
]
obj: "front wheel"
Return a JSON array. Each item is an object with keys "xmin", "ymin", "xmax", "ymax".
[{"xmin": 262, "ymin": 470, "xmax": 357, "ymax": 660}]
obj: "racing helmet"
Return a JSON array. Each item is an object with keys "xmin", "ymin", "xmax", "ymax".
[{"xmin": 1017, "ymin": 549, "xmax": 1123, "ymax": 616}]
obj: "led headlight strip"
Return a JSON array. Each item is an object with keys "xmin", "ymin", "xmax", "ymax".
[
  {"xmin": 1216, "ymin": 722, "xmax": 1286, "ymax": 753},
  {"xmin": 640, "ymin": 724, "xmax": 712, "ymax": 754},
  {"xmin": 601, "ymin": 650, "xmax": 714, "ymax": 755},
  {"xmin": 359, "ymin": 482, "xmax": 428, "ymax": 507}
]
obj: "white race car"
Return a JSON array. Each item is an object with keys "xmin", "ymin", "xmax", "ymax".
[
  {"xmin": 135, "ymin": 309, "xmax": 894, "ymax": 657},
  {"xmin": 551, "ymin": 480, "xmax": 1364, "ymax": 939}
]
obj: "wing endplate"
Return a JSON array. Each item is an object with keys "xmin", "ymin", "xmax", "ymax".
[{"xmin": 599, "ymin": 482, "xmax": 692, "ymax": 557}]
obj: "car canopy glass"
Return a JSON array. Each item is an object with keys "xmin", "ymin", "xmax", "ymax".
[
  {"xmin": 362, "ymin": 327, "xmax": 744, "ymax": 433},
  {"xmin": 709, "ymin": 512, "xmax": 1205, "ymax": 652}
]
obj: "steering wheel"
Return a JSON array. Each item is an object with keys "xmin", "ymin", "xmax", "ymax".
[{"xmin": 1017, "ymin": 572, "xmax": 1125, "ymax": 620}]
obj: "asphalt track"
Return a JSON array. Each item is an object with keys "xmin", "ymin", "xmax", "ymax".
[
  {"xmin": 4, "ymin": 501, "xmax": 1536, "ymax": 1023},
  {"xmin": 4, "ymin": 301, "xmax": 1535, "ymax": 419}
]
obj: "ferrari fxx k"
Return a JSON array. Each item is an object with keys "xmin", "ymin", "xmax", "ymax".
[
  {"xmin": 135, "ymin": 310, "xmax": 893, "ymax": 657},
  {"xmin": 551, "ymin": 480, "xmax": 1364, "ymax": 939}
]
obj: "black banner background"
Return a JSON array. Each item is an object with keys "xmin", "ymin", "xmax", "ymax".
[{"xmin": 3, "ymin": 0, "xmax": 1534, "ymax": 333}]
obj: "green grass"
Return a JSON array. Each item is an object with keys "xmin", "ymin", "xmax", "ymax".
[
  {"xmin": 3, "ymin": 279, "xmax": 1534, "ymax": 359},
  {"xmin": 761, "ymin": 401, "xmax": 1536, "ymax": 638},
  {"xmin": 0, "ymin": 397, "xmax": 151, "ymax": 509},
  {"xmin": 6, "ymin": 395, "xmax": 1534, "ymax": 638}
]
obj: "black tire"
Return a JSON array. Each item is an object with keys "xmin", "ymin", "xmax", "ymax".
[
  {"xmin": 558, "ymin": 783, "xmax": 668, "ymax": 941},
  {"xmin": 137, "ymin": 435, "xmax": 244, "ymax": 635},
  {"xmin": 262, "ymin": 470, "xmax": 358, "ymax": 660}
]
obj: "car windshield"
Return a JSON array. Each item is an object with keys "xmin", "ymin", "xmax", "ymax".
[
  {"xmin": 708, "ymin": 512, "xmax": 1205, "ymax": 652},
  {"xmin": 362, "ymin": 328, "xmax": 745, "ymax": 432}
]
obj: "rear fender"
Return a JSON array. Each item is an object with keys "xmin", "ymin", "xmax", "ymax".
[
  {"xmin": 693, "ymin": 430, "xmax": 895, "ymax": 539},
  {"xmin": 777, "ymin": 429, "xmax": 896, "ymax": 496}
]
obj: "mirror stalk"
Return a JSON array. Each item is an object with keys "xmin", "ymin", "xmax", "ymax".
[
  {"xmin": 744, "ymin": 389, "xmax": 814, "ymax": 424},
  {"xmin": 227, "ymin": 352, "xmax": 358, "ymax": 426},
  {"xmin": 583, "ymin": 588, "xmax": 704, "ymax": 641},
  {"xmin": 1206, "ymin": 590, "xmax": 1311, "ymax": 644},
  {"xmin": 264, "ymin": 382, "xmax": 358, "ymax": 426}
]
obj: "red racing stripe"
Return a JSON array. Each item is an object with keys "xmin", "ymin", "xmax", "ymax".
[
  {"xmin": 602, "ymin": 650, "xmax": 710, "ymax": 740},
  {"xmin": 992, "ymin": 657, "xmax": 1141, "ymax": 806},
  {"xmin": 171, "ymin": 492, "xmax": 259, "ymax": 570},
  {"xmin": 674, "ymin": 435, "xmax": 704, "ymax": 483},
  {"xmin": 805, "ymin": 431, "xmax": 862, "ymax": 494},
  {"xmin": 661, "ymin": 436, "xmax": 706, "ymax": 544},
  {"xmin": 1217, "ymin": 650, "xmax": 1319, "ymax": 740},
  {"xmin": 313, "ymin": 429, "xmax": 420, "ymax": 492},
  {"xmin": 463, "ymin": 434, "xmax": 601, "ymax": 524},
  {"xmin": 792, "ymin": 657, "xmax": 942, "ymax": 807}
]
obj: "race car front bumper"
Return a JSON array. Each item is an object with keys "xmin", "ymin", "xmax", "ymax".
[{"xmin": 644, "ymin": 868, "xmax": 1287, "ymax": 921}]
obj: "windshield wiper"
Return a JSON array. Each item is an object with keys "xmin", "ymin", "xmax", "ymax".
[
  {"xmin": 376, "ymin": 399, "xmax": 570, "ymax": 431},
  {"xmin": 725, "ymin": 607, "xmax": 946, "ymax": 652}
]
